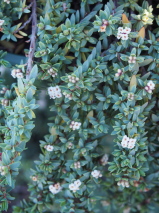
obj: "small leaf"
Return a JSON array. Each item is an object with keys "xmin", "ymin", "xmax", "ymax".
[
  {"xmin": 122, "ymin": 14, "xmax": 130, "ymax": 23},
  {"xmin": 50, "ymin": 127, "xmax": 57, "ymax": 135},
  {"xmin": 14, "ymin": 33, "xmax": 23, "ymax": 38},
  {"xmin": 87, "ymin": 110, "xmax": 94, "ymax": 119},
  {"xmin": 139, "ymin": 59, "xmax": 153, "ymax": 67},
  {"xmin": 130, "ymin": 75, "xmax": 137, "ymax": 89},
  {"xmin": 19, "ymin": 31, "xmax": 27, "ymax": 36},
  {"xmin": 29, "ymin": 65, "xmax": 38, "ymax": 79},
  {"xmin": 136, "ymin": 27, "xmax": 145, "ymax": 42},
  {"xmin": 15, "ymin": 87, "xmax": 20, "ymax": 96}
]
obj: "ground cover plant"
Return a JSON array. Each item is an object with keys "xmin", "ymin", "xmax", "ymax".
[{"xmin": 0, "ymin": 0, "xmax": 159, "ymax": 212}]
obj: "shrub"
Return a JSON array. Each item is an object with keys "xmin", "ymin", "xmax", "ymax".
[{"xmin": 0, "ymin": 0, "xmax": 159, "ymax": 212}]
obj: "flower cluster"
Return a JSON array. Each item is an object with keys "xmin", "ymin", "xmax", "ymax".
[
  {"xmin": 144, "ymin": 80, "xmax": 155, "ymax": 94},
  {"xmin": 0, "ymin": 20, "xmax": 4, "ymax": 26},
  {"xmin": 67, "ymin": 142, "xmax": 73, "ymax": 149},
  {"xmin": 4, "ymin": 0, "xmax": 10, "ymax": 3},
  {"xmin": 1, "ymin": 99, "xmax": 9, "ymax": 106},
  {"xmin": 117, "ymin": 180, "xmax": 129, "ymax": 188},
  {"xmin": 0, "ymin": 166, "xmax": 5, "ymax": 176},
  {"xmin": 40, "ymin": 50, "xmax": 47, "ymax": 55},
  {"xmin": 49, "ymin": 183, "xmax": 62, "ymax": 194},
  {"xmin": 68, "ymin": 75, "xmax": 79, "ymax": 83},
  {"xmin": 48, "ymin": 86, "xmax": 62, "ymax": 99},
  {"xmin": 117, "ymin": 27, "xmax": 131, "ymax": 40},
  {"xmin": 47, "ymin": 68, "xmax": 57, "ymax": 77},
  {"xmin": 0, "ymin": 87, "xmax": 7, "ymax": 94},
  {"xmin": 133, "ymin": 180, "xmax": 140, "ymax": 187},
  {"xmin": 69, "ymin": 179, "xmax": 82, "ymax": 192},
  {"xmin": 127, "ymin": 93, "xmax": 135, "ymax": 100},
  {"xmin": 128, "ymin": 56, "xmax": 136, "ymax": 63},
  {"xmin": 121, "ymin": 135, "xmax": 136, "ymax": 149},
  {"xmin": 63, "ymin": 92, "xmax": 73, "ymax": 100},
  {"xmin": 115, "ymin": 69, "xmax": 123, "ymax": 77},
  {"xmin": 141, "ymin": 8, "xmax": 154, "ymax": 25},
  {"xmin": 69, "ymin": 121, "xmax": 81, "ymax": 130},
  {"xmin": 74, "ymin": 161, "xmax": 81, "ymax": 169},
  {"xmin": 44, "ymin": 145, "xmax": 54, "ymax": 151},
  {"xmin": 31, "ymin": 176, "xmax": 38, "ymax": 181},
  {"xmin": 91, "ymin": 170, "xmax": 102, "ymax": 179},
  {"xmin": 100, "ymin": 154, "xmax": 108, "ymax": 166},
  {"xmin": 99, "ymin": 19, "xmax": 109, "ymax": 32},
  {"xmin": 11, "ymin": 69, "xmax": 24, "ymax": 78}
]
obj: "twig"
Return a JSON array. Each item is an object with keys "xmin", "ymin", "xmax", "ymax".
[
  {"xmin": 13, "ymin": 15, "xmax": 32, "ymax": 34},
  {"xmin": 23, "ymin": 2, "xmax": 33, "ymax": 11},
  {"xmin": 26, "ymin": 0, "xmax": 37, "ymax": 80}
]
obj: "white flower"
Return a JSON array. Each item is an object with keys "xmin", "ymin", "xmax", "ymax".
[
  {"xmin": 68, "ymin": 75, "xmax": 79, "ymax": 83},
  {"xmin": 63, "ymin": 92, "xmax": 73, "ymax": 100},
  {"xmin": 0, "ymin": 165, "xmax": 5, "ymax": 176},
  {"xmin": 117, "ymin": 33, "xmax": 122, "ymax": 39},
  {"xmin": 145, "ymin": 81, "xmax": 155, "ymax": 93},
  {"xmin": 121, "ymin": 140, "xmax": 128, "ymax": 148},
  {"xmin": 122, "ymin": 135, "xmax": 129, "ymax": 143},
  {"xmin": 121, "ymin": 135, "xmax": 136, "ymax": 149},
  {"xmin": 127, "ymin": 93, "xmax": 135, "ymax": 100},
  {"xmin": 147, "ymin": 80, "xmax": 155, "ymax": 90},
  {"xmin": 123, "ymin": 27, "xmax": 131, "ymax": 34},
  {"xmin": 99, "ymin": 25, "xmax": 106, "ymax": 32},
  {"xmin": 11, "ymin": 69, "xmax": 17, "ymax": 78},
  {"xmin": 128, "ymin": 56, "xmax": 136, "ymax": 63},
  {"xmin": 1, "ymin": 99, "xmax": 9, "ymax": 106},
  {"xmin": 74, "ymin": 161, "xmax": 81, "ymax": 169},
  {"xmin": 117, "ymin": 180, "xmax": 129, "ymax": 188},
  {"xmin": 121, "ymin": 34, "xmax": 128, "ymax": 41},
  {"xmin": 67, "ymin": 142, "xmax": 73, "ymax": 149},
  {"xmin": 4, "ymin": 0, "xmax": 10, "ymax": 3},
  {"xmin": 147, "ymin": 89, "xmax": 152, "ymax": 94},
  {"xmin": 48, "ymin": 86, "xmax": 62, "ymax": 99},
  {"xmin": 56, "ymin": 93, "xmax": 62, "ymax": 98},
  {"xmin": 48, "ymin": 68, "xmax": 57, "ymax": 77},
  {"xmin": 69, "ymin": 183, "xmax": 76, "ymax": 192},
  {"xmin": 117, "ymin": 69, "xmax": 122, "ymax": 74},
  {"xmin": 117, "ymin": 27, "xmax": 131, "ymax": 40},
  {"xmin": 69, "ymin": 179, "xmax": 82, "ymax": 192},
  {"xmin": 31, "ymin": 176, "xmax": 38, "ymax": 181},
  {"xmin": 121, "ymin": 135, "xmax": 129, "ymax": 148},
  {"xmin": 74, "ymin": 179, "xmax": 81, "ymax": 187},
  {"xmin": 70, "ymin": 121, "xmax": 81, "ymax": 130},
  {"xmin": 115, "ymin": 69, "xmax": 122, "ymax": 77},
  {"xmin": 46, "ymin": 145, "xmax": 54, "ymax": 151},
  {"xmin": 54, "ymin": 86, "xmax": 61, "ymax": 93},
  {"xmin": 118, "ymin": 27, "xmax": 123, "ymax": 33},
  {"xmin": 0, "ymin": 19, "xmax": 4, "ymax": 26},
  {"xmin": 127, "ymin": 138, "xmax": 136, "ymax": 149},
  {"xmin": 91, "ymin": 170, "xmax": 102, "ymax": 179},
  {"xmin": 102, "ymin": 19, "xmax": 109, "ymax": 26},
  {"xmin": 49, "ymin": 183, "xmax": 62, "ymax": 194},
  {"xmin": 11, "ymin": 69, "xmax": 23, "ymax": 78},
  {"xmin": 16, "ymin": 72, "xmax": 24, "ymax": 78},
  {"xmin": 100, "ymin": 154, "xmax": 108, "ymax": 166}
]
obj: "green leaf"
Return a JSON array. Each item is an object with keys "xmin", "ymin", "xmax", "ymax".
[{"xmin": 29, "ymin": 65, "xmax": 38, "ymax": 80}]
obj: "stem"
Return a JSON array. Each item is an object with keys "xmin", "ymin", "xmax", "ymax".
[
  {"xmin": 13, "ymin": 15, "xmax": 32, "ymax": 34},
  {"xmin": 23, "ymin": 2, "xmax": 33, "ymax": 11},
  {"xmin": 26, "ymin": 0, "xmax": 37, "ymax": 80}
]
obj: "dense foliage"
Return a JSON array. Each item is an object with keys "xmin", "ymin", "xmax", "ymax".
[{"xmin": 0, "ymin": 0, "xmax": 159, "ymax": 212}]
